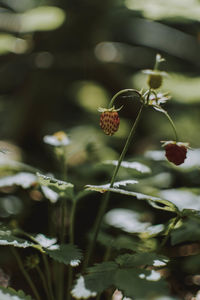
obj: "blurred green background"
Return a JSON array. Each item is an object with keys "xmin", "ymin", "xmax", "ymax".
[{"xmin": 0, "ymin": 0, "xmax": 199, "ymax": 172}]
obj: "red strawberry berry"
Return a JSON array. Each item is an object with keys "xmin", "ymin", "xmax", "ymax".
[
  {"xmin": 164, "ymin": 142, "xmax": 188, "ymax": 165},
  {"xmin": 100, "ymin": 110, "xmax": 120, "ymax": 136}
]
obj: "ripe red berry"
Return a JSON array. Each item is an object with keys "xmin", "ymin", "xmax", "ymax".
[
  {"xmin": 164, "ymin": 143, "xmax": 187, "ymax": 165},
  {"xmin": 100, "ymin": 110, "xmax": 120, "ymax": 136}
]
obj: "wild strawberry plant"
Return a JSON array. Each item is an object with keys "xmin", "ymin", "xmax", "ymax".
[{"xmin": 0, "ymin": 54, "xmax": 199, "ymax": 300}]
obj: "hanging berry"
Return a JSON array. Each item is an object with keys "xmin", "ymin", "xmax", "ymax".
[
  {"xmin": 98, "ymin": 107, "xmax": 120, "ymax": 136},
  {"xmin": 161, "ymin": 141, "xmax": 189, "ymax": 165}
]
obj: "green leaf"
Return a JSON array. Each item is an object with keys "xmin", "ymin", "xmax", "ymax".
[
  {"xmin": 37, "ymin": 172, "xmax": 74, "ymax": 199},
  {"xmin": 0, "ymin": 229, "xmax": 35, "ymax": 249},
  {"xmin": 45, "ymin": 244, "xmax": 82, "ymax": 266},
  {"xmin": 114, "ymin": 268, "xmax": 168, "ymax": 299},
  {"xmin": 115, "ymin": 253, "xmax": 168, "ymax": 268},
  {"xmin": 159, "ymin": 188, "xmax": 200, "ymax": 212},
  {"xmin": 0, "ymin": 172, "xmax": 37, "ymax": 189},
  {"xmin": 71, "ymin": 276, "xmax": 97, "ymax": 299},
  {"xmin": 86, "ymin": 185, "xmax": 177, "ymax": 212},
  {"xmin": 83, "ymin": 253, "xmax": 169, "ymax": 299},
  {"xmin": 0, "ymin": 229, "xmax": 82, "ymax": 266},
  {"xmin": 104, "ymin": 160, "xmax": 151, "ymax": 173},
  {"xmin": 171, "ymin": 218, "xmax": 200, "ymax": 245},
  {"xmin": 0, "ymin": 157, "xmax": 38, "ymax": 174},
  {"xmin": 86, "ymin": 180, "xmax": 138, "ymax": 191},
  {"xmin": 85, "ymin": 262, "xmax": 117, "ymax": 293},
  {"xmin": 0, "ymin": 287, "xmax": 33, "ymax": 300}
]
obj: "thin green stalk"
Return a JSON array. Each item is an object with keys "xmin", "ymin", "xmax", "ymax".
[
  {"xmin": 146, "ymin": 88, "xmax": 152, "ymax": 105},
  {"xmin": 48, "ymin": 202, "xmax": 54, "ymax": 237},
  {"xmin": 11, "ymin": 248, "xmax": 41, "ymax": 300},
  {"xmin": 66, "ymin": 200, "xmax": 77, "ymax": 300},
  {"xmin": 59, "ymin": 146, "xmax": 68, "ymax": 244},
  {"xmin": 57, "ymin": 148, "xmax": 68, "ymax": 300},
  {"xmin": 69, "ymin": 199, "xmax": 77, "ymax": 245},
  {"xmin": 36, "ymin": 265, "xmax": 53, "ymax": 300},
  {"xmin": 103, "ymin": 243, "xmax": 112, "ymax": 262},
  {"xmin": 57, "ymin": 199, "xmax": 66, "ymax": 300},
  {"xmin": 42, "ymin": 254, "xmax": 55, "ymax": 300},
  {"xmin": 159, "ymin": 216, "xmax": 180, "ymax": 251},
  {"xmin": 57, "ymin": 198, "xmax": 67, "ymax": 300},
  {"xmin": 109, "ymin": 89, "xmax": 141, "ymax": 108},
  {"xmin": 60, "ymin": 145, "xmax": 68, "ymax": 243},
  {"xmin": 83, "ymin": 104, "xmax": 144, "ymax": 269},
  {"xmin": 154, "ymin": 60, "xmax": 159, "ymax": 71},
  {"xmin": 60, "ymin": 146, "xmax": 67, "ymax": 181},
  {"xmin": 66, "ymin": 267, "xmax": 73, "ymax": 300},
  {"xmin": 60, "ymin": 198, "xmax": 67, "ymax": 243},
  {"xmin": 154, "ymin": 54, "xmax": 165, "ymax": 70},
  {"xmin": 163, "ymin": 110, "xmax": 178, "ymax": 141}
]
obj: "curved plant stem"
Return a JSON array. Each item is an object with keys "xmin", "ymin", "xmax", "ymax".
[
  {"xmin": 11, "ymin": 248, "xmax": 41, "ymax": 300},
  {"xmin": 163, "ymin": 110, "xmax": 178, "ymax": 142},
  {"xmin": 109, "ymin": 89, "xmax": 141, "ymax": 108},
  {"xmin": 83, "ymin": 104, "xmax": 144, "ymax": 269},
  {"xmin": 42, "ymin": 254, "xmax": 55, "ymax": 300},
  {"xmin": 146, "ymin": 88, "xmax": 152, "ymax": 105}
]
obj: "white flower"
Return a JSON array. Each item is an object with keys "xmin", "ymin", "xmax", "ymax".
[
  {"xmin": 43, "ymin": 131, "xmax": 71, "ymax": 146},
  {"xmin": 34, "ymin": 234, "xmax": 57, "ymax": 248}
]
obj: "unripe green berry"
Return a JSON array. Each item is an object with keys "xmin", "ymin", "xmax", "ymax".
[{"xmin": 148, "ymin": 74, "xmax": 162, "ymax": 89}]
